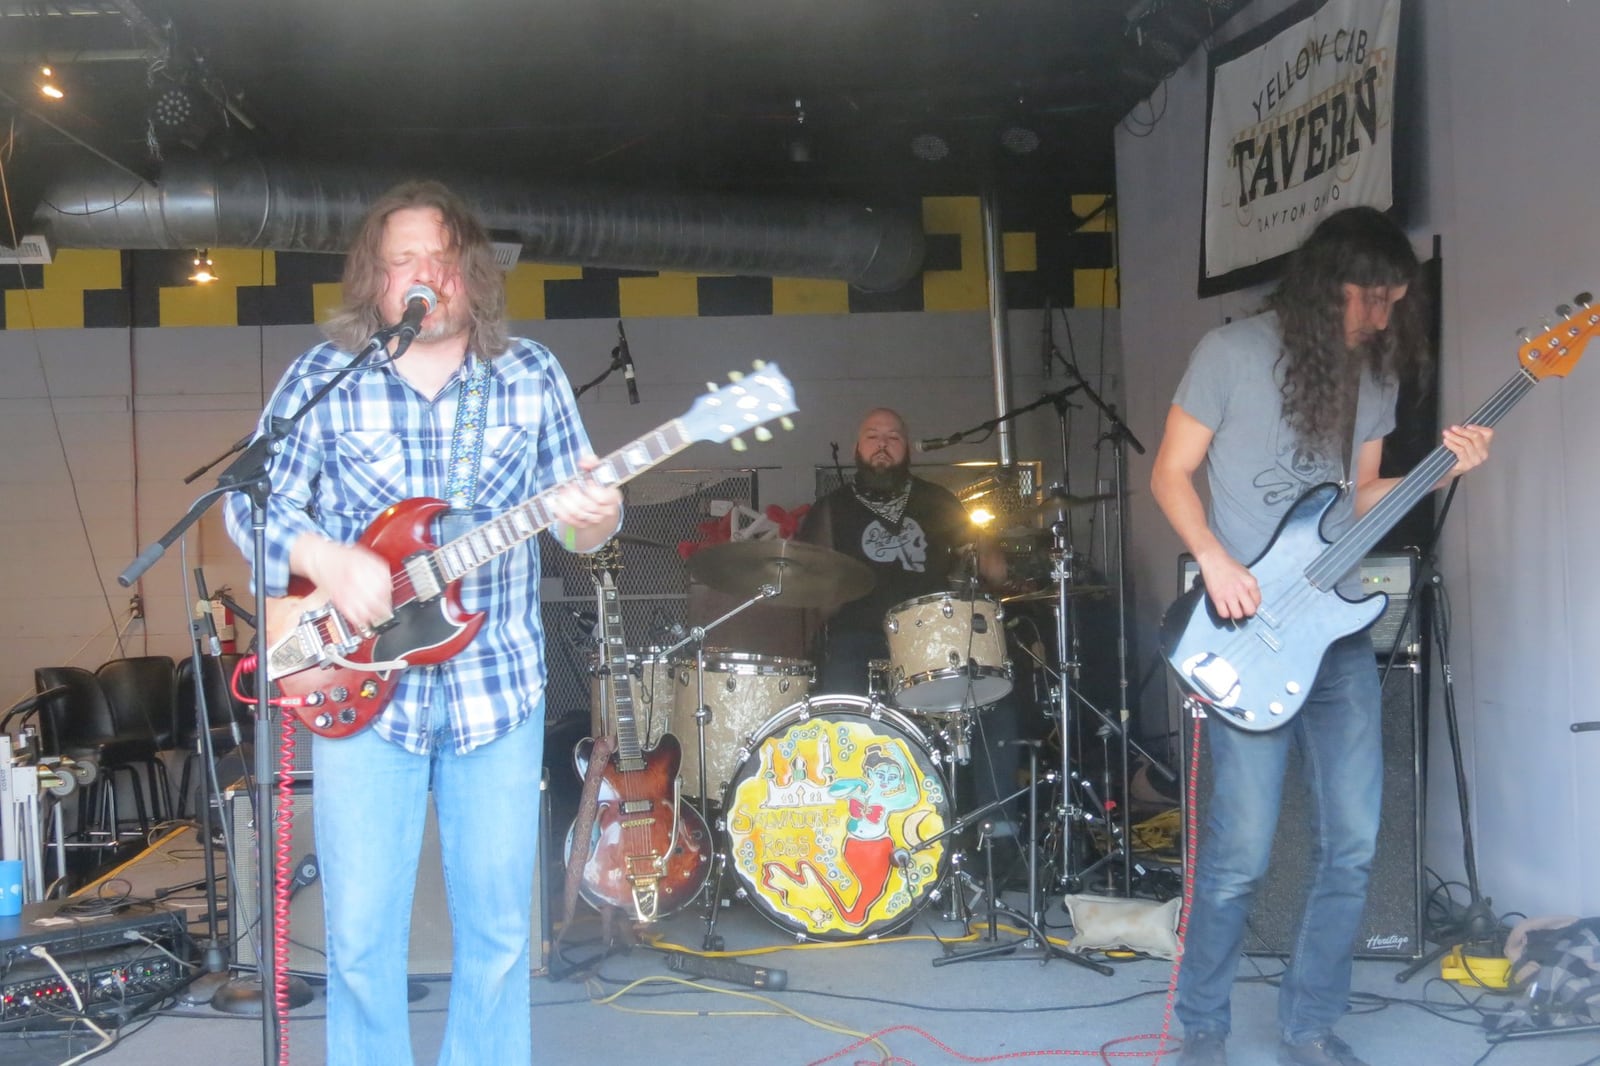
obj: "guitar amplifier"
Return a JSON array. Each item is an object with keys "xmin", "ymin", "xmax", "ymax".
[
  {"xmin": 229, "ymin": 774, "xmax": 549, "ymax": 977},
  {"xmin": 1177, "ymin": 549, "xmax": 1419, "ymax": 657}
]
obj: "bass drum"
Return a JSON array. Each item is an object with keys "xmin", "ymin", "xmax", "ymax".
[{"xmin": 722, "ymin": 694, "xmax": 949, "ymax": 941}]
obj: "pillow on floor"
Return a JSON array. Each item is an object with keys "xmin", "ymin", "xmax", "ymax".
[{"xmin": 1063, "ymin": 893, "xmax": 1181, "ymax": 959}]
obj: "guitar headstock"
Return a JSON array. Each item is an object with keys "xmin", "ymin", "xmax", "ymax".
[
  {"xmin": 1519, "ymin": 293, "xmax": 1598, "ymax": 381},
  {"xmin": 683, "ymin": 361, "xmax": 798, "ymax": 451}
]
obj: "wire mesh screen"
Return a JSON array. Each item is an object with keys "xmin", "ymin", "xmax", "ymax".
[{"xmin": 541, "ymin": 468, "xmax": 758, "ymax": 724}]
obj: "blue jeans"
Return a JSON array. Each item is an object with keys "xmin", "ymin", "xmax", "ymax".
[
  {"xmin": 312, "ymin": 689, "xmax": 545, "ymax": 1066},
  {"xmin": 1175, "ymin": 632, "xmax": 1383, "ymax": 1044}
]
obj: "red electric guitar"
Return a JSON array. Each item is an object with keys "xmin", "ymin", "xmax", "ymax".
[
  {"xmin": 261, "ymin": 362, "xmax": 798, "ymax": 738},
  {"xmin": 566, "ymin": 570, "xmax": 710, "ymax": 921}
]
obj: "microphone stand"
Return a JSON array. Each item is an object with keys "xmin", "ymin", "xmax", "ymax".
[
  {"xmin": 173, "ymin": 566, "xmax": 237, "ymax": 1007},
  {"xmin": 574, "ymin": 342, "xmax": 630, "ymax": 399},
  {"xmin": 919, "ymin": 385, "xmax": 1084, "ymax": 454},
  {"xmin": 1050, "ymin": 357, "xmax": 1148, "ymax": 895},
  {"xmin": 118, "ymin": 327, "xmax": 398, "ymax": 1061}
]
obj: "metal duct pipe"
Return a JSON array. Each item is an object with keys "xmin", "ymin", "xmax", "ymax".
[
  {"xmin": 31, "ymin": 155, "xmax": 926, "ymax": 291},
  {"xmin": 980, "ymin": 187, "xmax": 1016, "ymax": 465}
]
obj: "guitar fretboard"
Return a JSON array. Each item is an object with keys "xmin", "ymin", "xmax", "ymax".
[
  {"xmin": 430, "ymin": 421, "xmax": 692, "ymax": 583},
  {"xmin": 1305, "ymin": 368, "xmax": 1538, "ymax": 589},
  {"xmin": 599, "ymin": 580, "xmax": 645, "ymax": 770}
]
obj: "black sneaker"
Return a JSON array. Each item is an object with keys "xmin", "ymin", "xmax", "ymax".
[
  {"xmin": 1179, "ymin": 1030, "xmax": 1228, "ymax": 1066},
  {"xmin": 1277, "ymin": 1033, "xmax": 1369, "ymax": 1066}
]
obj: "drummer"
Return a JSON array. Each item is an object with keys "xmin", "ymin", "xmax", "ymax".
[{"xmin": 797, "ymin": 407, "xmax": 1007, "ymax": 694}]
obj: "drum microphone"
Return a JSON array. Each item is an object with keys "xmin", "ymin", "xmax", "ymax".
[
  {"xmin": 666, "ymin": 952, "xmax": 788, "ymax": 991},
  {"xmin": 916, "ymin": 431, "xmax": 965, "ymax": 452}
]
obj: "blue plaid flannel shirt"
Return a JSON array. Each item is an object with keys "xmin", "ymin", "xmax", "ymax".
[{"xmin": 224, "ymin": 337, "xmax": 609, "ymax": 755}]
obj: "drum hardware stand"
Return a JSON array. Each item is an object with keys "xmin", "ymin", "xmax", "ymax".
[
  {"xmin": 658, "ymin": 581, "xmax": 778, "ymax": 951},
  {"xmin": 927, "ymin": 743, "xmax": 1112, "ymax": 975},
  {"xmin": 1049, "ymin": 354, "xmax": 1148, "ymax": 898}
]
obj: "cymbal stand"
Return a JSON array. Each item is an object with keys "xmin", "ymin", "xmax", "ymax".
[
  {"xmin": 926, "ymin": 744, "xmax": 1112, "ymax": 975},
  {"xmin": 659, "ymin": 582, "xmax": 777, "ymax": 949},
  {"xmin": 1052, "ymin": 356, "xmax": 1147, "ymax": 895}
]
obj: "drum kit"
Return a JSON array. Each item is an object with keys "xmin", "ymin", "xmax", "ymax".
[{"xmin": 578, "ymin": 489, "xmax": 1150, "ymax": 955}]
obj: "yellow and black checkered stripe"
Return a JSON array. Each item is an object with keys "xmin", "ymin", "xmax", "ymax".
[{"xmin": 0, "ymin": 195, "xmax": 1115, "ymax": 330}]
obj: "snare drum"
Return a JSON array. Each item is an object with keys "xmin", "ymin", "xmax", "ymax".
[
  {"xmin": 722, "ymin": 694, "xmax": 948, "ymax": 941},
  {"xmin": 672, "ymin": 650, "xmax": 813, "ymax": 798},
  {"xmin": 883, "ymin": 592, "xmax": 1013, "ymax": 712},
  {"xmin": 589, "ymin": 649, "xmax": 680, "ymax": 749}
]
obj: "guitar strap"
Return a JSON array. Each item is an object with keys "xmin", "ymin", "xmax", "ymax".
[{"xmin": 440, "ymin": 357, "xmax": 492, "ymax": 542}]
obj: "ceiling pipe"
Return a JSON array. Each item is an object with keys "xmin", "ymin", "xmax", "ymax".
[
  {"xmin": 979, "ymin": 186, "xmax": 1016, "ymax": 466},
  {"xmin": 30, "ymin": 154, "xmax": 926, "ymax": 291}
]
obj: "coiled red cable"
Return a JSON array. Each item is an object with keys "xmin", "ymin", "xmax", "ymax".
[
  {"xmin": 228, "ymin": 652, "xmax": 298, "ymax": 1063},
  {"xmin": 274, "ymin": 716, "xmax": 297, "ymax": 1065}
]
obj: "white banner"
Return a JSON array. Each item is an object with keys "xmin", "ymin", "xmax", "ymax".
[{"xmin": 1203, "ymin": 0, "xmax": 1402, "ymax": 284}]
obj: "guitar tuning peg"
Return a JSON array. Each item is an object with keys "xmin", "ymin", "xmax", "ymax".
[
  {"xmin": 752, "ymin": 359, "xmax": 767, "ymax": 369},
  {"xmin": 706, "ymin": 381, "xmax": 718, "ymax": 393},
  {"xmin": 1576, "ymin": 292, "xmax": 1593, "ymax": 307},
  {"xmin": 780, "ymin": 416, "xmax": 795, "ymax": 432},
  {"xmin": 1516, "ymin": 326, "xmax": 1533, "ymax": 342},
  {"xmin": 730, "ymin": 436, "xmax": 748, "ymax": 452},
  {"xmin": 754, "ymin": 426, "xmax": 773, "ymax": 442},
  {"xmin": 1556, "ymin": 303, "xmax": 1573, "ymax": 319},
  {"xmin": 728, "ymin": 370, "xmax": 745, "ymax": 382}
]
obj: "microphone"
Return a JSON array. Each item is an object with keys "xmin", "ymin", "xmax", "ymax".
[
  {"xmin": 666, "ymin": 952, "xmax": 788, "ymax": 990},
  {"xmin": 916, "ymin": 432, "xmax": 965, "ymax": 452},
  {"xmin": 617, "ymin": 321, "xmax": 639, "ymax": 405},
  {"xmin": 395, "ymin": 284, "xmax": 437, "ymax": 344},
  {"xmin": 193, "ymin": 567, "xmax": 221, "ymax": 656}
]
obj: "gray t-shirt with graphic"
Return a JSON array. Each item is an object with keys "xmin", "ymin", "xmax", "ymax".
[{"xmin": 1173, "ymin": 311, "xmax": 1397, "ymax": 584}]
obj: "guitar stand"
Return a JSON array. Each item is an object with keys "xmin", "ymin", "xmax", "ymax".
[{"xmin": 657, "ymin": 581, "xmax": 779, "ymax": 952}]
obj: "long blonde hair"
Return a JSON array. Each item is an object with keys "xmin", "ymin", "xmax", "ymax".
[{"xmin": 323, "ymin": 180, "xmax": 510, "ymax": 358}]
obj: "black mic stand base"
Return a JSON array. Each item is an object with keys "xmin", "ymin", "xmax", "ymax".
[{"xmin": 211, "ymin": 972, "xmax": 316, "ymax": 1015}]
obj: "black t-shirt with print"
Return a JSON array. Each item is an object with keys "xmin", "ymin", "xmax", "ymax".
[{"xmin": 798, "ymin": 475, "xmax": 974, "ymax": 637}]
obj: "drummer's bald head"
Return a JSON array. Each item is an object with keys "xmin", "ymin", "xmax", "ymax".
[
  {"xmin": 857, "ymin": 408, "xmax": 907, "ymax": 439},
  {"xmin": 854, "ymin": 408, "xmax": 911, "ymax": 494}
]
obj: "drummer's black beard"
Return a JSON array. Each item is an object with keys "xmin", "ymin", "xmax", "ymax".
[{"xmin": 853, "ymin": 450, "xmax": 911, "ymax": 497}]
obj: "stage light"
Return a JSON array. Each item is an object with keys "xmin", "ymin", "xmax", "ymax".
[
  {"xmin": 38, "ymin": 66, "xmax": 63, "ymax": 100},
  {"xmin": 911, "ymin": 132, "xmax": 950, "ymax": 162},
  {"xmin": 189, "ymin": 250, "xmax": 216, "ymax": 284}
]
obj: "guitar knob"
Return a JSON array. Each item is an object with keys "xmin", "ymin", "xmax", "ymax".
[
  {"xmin": 313, "ymin": 712, "xmax": 333, "ymax": 730},
  {"xmin": 330, "ymin": 685, "xmax": 350, "ymax": 702},
  {"xmin": 338, "ymin": 707, "xmax": 358, "ymax": 724}
]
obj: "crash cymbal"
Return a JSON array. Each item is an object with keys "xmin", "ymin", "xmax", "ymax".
[
  {"xmin": 687, "ymin": 539, "xmax": 874, "ymax": 608},
  {"xmin": 1000, "ymin": 585, "xmax": 1111, "ymax": 604},
  {"xmin": 1014, "ymin": 486, "xmax": 1115, "ymax": 523}
]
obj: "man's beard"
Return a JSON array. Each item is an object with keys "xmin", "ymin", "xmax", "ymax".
[{"xmin": 854, "ymin": 450, "xmax": 911, "ymax": 497}]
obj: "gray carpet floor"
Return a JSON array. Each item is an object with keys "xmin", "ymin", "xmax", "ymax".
[{"xmin": 2, "ymin": 826, "xmax": 1595, "ymax": 1066}]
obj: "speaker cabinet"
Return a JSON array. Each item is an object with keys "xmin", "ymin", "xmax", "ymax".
[
  {"xmin": 1179, "ymin": 661, "xmax": 1425, "ymax": 959},
  {"xmin": 229, "ymin": 777, "xmax": 549, "ymax": 977},
  {"xmin": 1171, "ymin": 552, "xmax": 1426, "ymax": 960}
]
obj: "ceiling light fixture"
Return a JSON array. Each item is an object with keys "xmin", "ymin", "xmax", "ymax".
[
  {"xmin": 189, "ymin": 250, "xmax": 216, "ymax": 284},
  {"xmin": 38, "ymin": 66, "xmax": 63, "ymax": 100},
  {"xmin": 911, "ymin": 132, "xmax": 950, "ymax": 162}
]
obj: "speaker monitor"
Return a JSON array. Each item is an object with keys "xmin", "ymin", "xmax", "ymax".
[
  {"xmin": 1173, "ymin": 554, "xmax": 1425, "ymax": 959},
  {"xmin": 230, "ymin": 779, "xmax": 549, "ymax": 976}
]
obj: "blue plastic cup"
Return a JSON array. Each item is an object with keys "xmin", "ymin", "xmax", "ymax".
[{"xmin": 0, "ymin": 859, "xmax": 22, "ymax": 916}]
